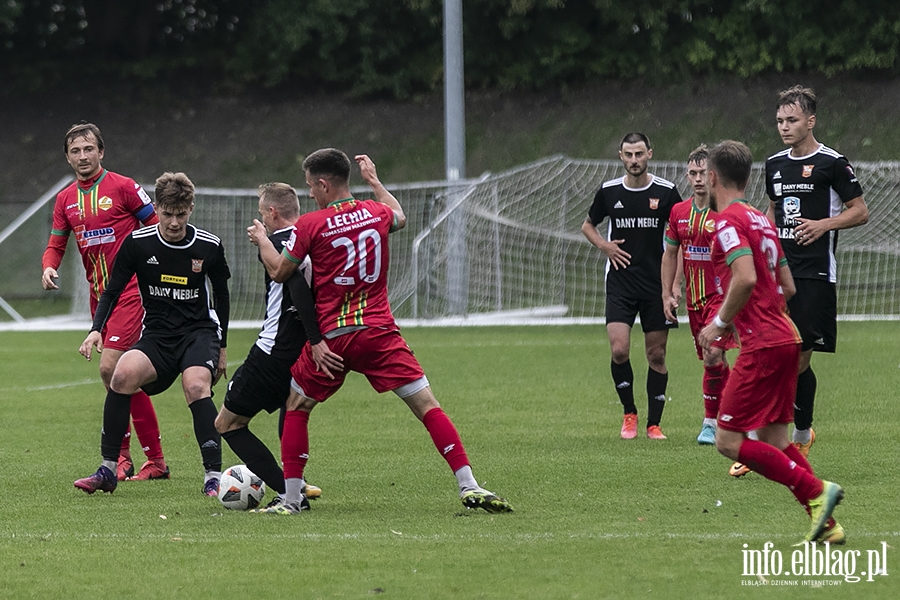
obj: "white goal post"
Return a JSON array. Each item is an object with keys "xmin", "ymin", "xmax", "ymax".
[{"xmin": 1, "ymin": 156, "xmax": 898, "ymax": 330}]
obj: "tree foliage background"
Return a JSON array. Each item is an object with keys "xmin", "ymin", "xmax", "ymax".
[{"xmin": 2, "ymin": 0, "xmax": 899, "ymax": 97}]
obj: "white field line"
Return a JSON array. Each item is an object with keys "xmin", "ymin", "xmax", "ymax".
[{"xmin": 2, "ymin": 529, "xmax": 898, "ymax": 543}]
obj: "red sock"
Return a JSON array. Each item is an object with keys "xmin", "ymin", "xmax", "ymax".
[
  {"xmin": 781, "ymin": 443, "xmax": 817, "ymax": 507},
  {"xmin": 422, "ymin": 407, "xmax": 469, "ymax": 472},
  {"xmin": 119, "ymin": 427, "xmax": 132, "ymax": 458},
  {"xmin": 281, "ymin": 410, "xmax": 310, "ymax": 480},
  {"xmin": 737, "ymin": 438, "xmax": 824, "ymax": 503},
  {"xmin": 130, "ymin": 391, "xmax": 164, "ymax": 461},
  {"xmin": 702, "ymin": 362, "xmax": 729, "ymax": 419}
]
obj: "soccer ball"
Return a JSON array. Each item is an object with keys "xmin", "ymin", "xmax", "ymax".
[{"xmin": 217, "ymin": 465, "xmax": 266, "ymax": 510}]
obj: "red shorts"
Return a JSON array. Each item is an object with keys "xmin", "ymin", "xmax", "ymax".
[
  {"xmin": 90, "ymin": 292, "xmax": 144, "ymax": 352},
  {"xmin": 688, "ymin": 303, "xmax": 738, "ymax": 360},
  {"xmin": 290, "ymin": 326, "xmax": 426, "ymax": 402},
  {"xmin": 717, "ymin": 343, "xmax": 800, "ymax": 432}
]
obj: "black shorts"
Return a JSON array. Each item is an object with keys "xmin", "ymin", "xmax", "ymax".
[
  {"xmin": 132, "ymin": 327, "xmax": 221, "ymax": 396},
  {"xmin": 223, "ymin": 344, "xmax": 293, "ymax": 418},
  {"xmin": 605, "ymin": 293, "xmax": 678, "ymax": 332},
  {"xmin": 787, "ymin": 279, "xmax": 837, "ymax": 353}
]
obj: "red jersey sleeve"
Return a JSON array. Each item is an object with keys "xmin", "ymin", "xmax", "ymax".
[{"xmin": 42, "ymin": 193, "xmax": 72, "ymax": 271}]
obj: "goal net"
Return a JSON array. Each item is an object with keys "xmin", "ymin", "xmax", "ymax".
[{"xmin": 1, "ymin": 156, "xmax": 898, "ymax": 330}]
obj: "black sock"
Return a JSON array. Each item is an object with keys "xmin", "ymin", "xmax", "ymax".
[
  {"xmin": 101, "ymin": 390, "xmax": 133, "ymax": 462},
  {"xmin": 222, "ymin": 428, "xmax": 286, "ymax": 494},
  {"xmin": 611, "ymin": 359, "xmax": 637, "ymax": 414},
  {"xmin": 646, "ymin": 368, "xmax": 668, "ymax": 427},
  {"xmin": 189, "ymin": 397, "xmax": 222, "ymax": 472},
  {"xmin": 794, "ymin": 367, "xmax": 817, "ymax": 431}
]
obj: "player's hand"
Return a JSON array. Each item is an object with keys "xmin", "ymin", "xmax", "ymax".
[
  {"xmin": 355, "ymin": 155, "xmax": 380, "ymax": 187},
  {"xmin": 663, "ymin": 293, "xmax": 679, "ymax": 323},
  {"xmin": 247, "ymin": 219, "xmax": 267, "ymax": 247},
  {"xmin": 602, "ymin": 239, "xmax": 631, "ymax": 270},
  {"xmin": 214, "ymin": 348, "xmax": 227, "ymax": 385},
  {"xmin": 698, "ymin": 322, "xmax": 726, "ymax": 352},
  {"xmin": 79, "ymin": 331, "xmax": 103, "ymax": 361},
  {"xmin": 793, "ymin": 218, "xmax": 827, "ymax": 246},
  {"xmin": 310, "ymin": 340, "xmax": 344, "ymax": 380},
  {"xmin": 41, "ymin": 267, "xmax": 60, "ymax": 290}
]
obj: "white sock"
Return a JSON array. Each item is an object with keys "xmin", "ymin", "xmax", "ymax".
[
  {"xmin": 703, "ymin": 418, "xmax": 717, "ymax": 427},
  {"xmin": 285, "ymin": 478, "xmax": 305, "ymax": 503},
  {"xmin": 747, "ymin": 430, "xmax": 759, "ymax": 441},
  {"xmin": 792, "ymin": 428, "xmax": 811, "ymax": 444},
  {"xmin": 205, "ymin": 470, "xmax": 221, "ymax": 482},
  {"xmin": 454, "ymin": 465, "xmax": 478, "ymax": 493},
  {"xmin": 101, "ymin": 460, "xmax": 117, "ymax": 473}
]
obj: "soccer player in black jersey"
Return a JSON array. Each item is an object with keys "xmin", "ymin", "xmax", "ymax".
[
  {"xmin": 75, "ymin": 172, "xmax": 232, "ymax": 497},
  {"xmin": 214, "ymin": 182, "xmax": 342, "ymax": 508},
  {"xmin": 765, "ymin": 86, "xmax": 868, "ymax": 458},
  {"xmin": 582, "ymin": 133, "xmax": 681, "ymax": 440}
]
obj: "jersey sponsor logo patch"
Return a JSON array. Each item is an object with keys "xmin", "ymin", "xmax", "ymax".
[
  {"xmin": 613, "ymin": 200, "xmax": 624, "ymax": 209},
  {"xmin": 649, "ymin": 197, "xmax": 659, "ymax": 210},
  {"xmin": 684, "ymin": 245, "xmax": 712, "ymax": 261},
  {"xmin": 716, "ymin": 225, "xmax": 740, "ymax": 252},
  {"xmin": 146, "ymin": 255, "xmax": 159, "ymax": 265},
  {"xmin": 161, "ymin": 274, "xmax": 188, "ymax": 285},
  {"xmin": 802, "ymin": 165, "xmax": 814, "ymax": 178},
  {"xmin": 98, "ymin": 196, "xmax": 113, "ymax": 211},
  {"xmin": 783, "ymin": 196, "xmax": 801, "ymax": 222},
  {"xmin": 75, "ymin": 225, "xmax": 115, "ymax": 248},
  {"xmin": 774, "ymin": 182, "xmax": 782, "ymax": 196},
  {"xmin": 192, "ymin": 259, "xmax": 203, "ymax": 273}
]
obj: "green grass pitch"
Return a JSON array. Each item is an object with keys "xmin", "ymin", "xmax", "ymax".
[{"xmin": 0, "ymin": 323, "xmax": 897, "ymax": 598}]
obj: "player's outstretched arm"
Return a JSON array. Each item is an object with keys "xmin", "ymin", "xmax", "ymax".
[{"xmin": 355, "ymin": 154, "xmax": 407, "ymax": 231}]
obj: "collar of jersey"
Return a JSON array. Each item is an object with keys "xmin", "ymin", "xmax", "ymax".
[
  {"xmin": 327, "ymin": 197, "xmax": 355, "ymax": 208},
  {"xmin": 78, "ymin": 168, "xmax": 108, "ymax": 193}
]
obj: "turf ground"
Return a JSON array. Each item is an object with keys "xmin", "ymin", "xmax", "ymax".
[{"xmin": 0, "ymin": 323, "xmax": 897, "ymax": 599}]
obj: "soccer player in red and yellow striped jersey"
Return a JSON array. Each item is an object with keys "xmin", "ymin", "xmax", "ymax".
[
  {"xmin": 41, "ymin": 123, "xmax": 168, "ymax": 481},
  {"xmin": 662, "ymin": 145, "xmax": 736, "ymax": 447}
]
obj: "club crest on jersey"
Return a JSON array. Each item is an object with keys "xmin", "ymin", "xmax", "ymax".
[
  {"xmin": 98, "ymin": 196, "xmax": 113, "ymax": 211},
  {"xmin": 192, "ymin": 259, "xmax": 203, "ymax": 273},
  {"xmin": 802, "ymin": 165, "xmax": 814, "ymax": 178},
  {"xmin": 649, "ymin": 198, "xmax": 659, "ymax": 210},
  {"xmin": 703, "ymin": 219, "xmax": 716, "ymax": 233}
]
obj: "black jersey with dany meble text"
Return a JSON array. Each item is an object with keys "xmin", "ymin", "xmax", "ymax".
[
  {"xmin": 92, "ymin": 223, "xmax": 231, "ymax": 345},
  {"xmin": 587, "ymin": 174, "xmax": 681, "ymax": 298},
  {"xmin": 765, "ymin": 144, "xmax": 863, "ymax": 283}
]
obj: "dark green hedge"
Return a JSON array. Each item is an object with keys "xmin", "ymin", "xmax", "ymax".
[{"xmin": 2, "ymin": 0, "xmax": 899, "ymax": 96}]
